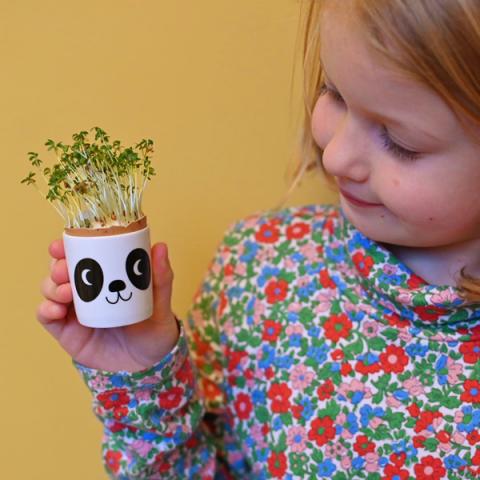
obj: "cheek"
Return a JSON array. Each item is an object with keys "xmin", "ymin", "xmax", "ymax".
[{"xmin": 311, "ymin": 97, "xmax": 336, "ymax": 150}]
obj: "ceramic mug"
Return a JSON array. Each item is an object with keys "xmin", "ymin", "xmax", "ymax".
[{"xmin": 62, "ymin": 217, "xmax": 153, "ymax": 328}]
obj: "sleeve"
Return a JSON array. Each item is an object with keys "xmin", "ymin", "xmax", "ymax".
[{"xmin": 72, "ymin": 220, "xmax": 251, "ymax": 480}]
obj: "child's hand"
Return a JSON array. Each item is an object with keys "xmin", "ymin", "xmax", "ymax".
[{"xmin": 37, "ymin": 239, "xmax": 179, "ymax": 372}]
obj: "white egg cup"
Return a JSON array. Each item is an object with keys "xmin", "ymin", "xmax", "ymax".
[{"xmin": 63, "ymin": 217, "xmax": 153, "ymax": 328}]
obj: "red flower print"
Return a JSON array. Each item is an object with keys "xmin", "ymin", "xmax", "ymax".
[
  {"xmin": 331, "ymin": 349, "xmax": 344, "ymax": 361},
  {"xmin": 267, "ymin": 383, "xmax": 292, "ymax": 413},
  {"xmin": 268, "ymin": 451, "xmax": 287, "ymax": 478},
  {"xmin": 286, "ymin": 222, "xmax": 310, "ymax": 240},
  {"xmin": 255, "ymin": 222, "xmax": 280, "ymax": 244},
  {"xmin": 192, "ymin": 331, "xmax": 210, "ymax": 356},
  {"xmin": 413, "ymin": 305, "xmax": 448, "ymax": 323},
  {"xmin": 385, "ymin": 313, "xmax": 410, "ymax": 328},
  {"xmin": 292, "ymin": 404, "xmax": 303, "ymax": 419},
  {"xmin": 383, "ymin": 464, "xmax": 409, "ymax": 480},
  {"xmin": 234, "ymin": 393, "xmax": 252, "ymax": 420},
  {"xmin": 308, "ymin": 416, "xmax": 336, "ymax": 447},
  {"xmin": 323, "ymin": 314, "xmax": 352, "ymax": 342},
  {"xmin": 262, "ymin": 320, "xmax": 282, "ymax": 342},
  {"xmin": 265, "ymin": 279, "xmax": 289, "ymax": 304},
  {"xmin": 227, "ymin": 348, "xmax": 247, "ymax": 372},
  {"xmin": 110, "ymin": 422, "xmax": 127, "ymax": 433},
  {"xmin": 353, "ymin": 434, "xmax": 376, "ymax": 456},
  {"xmin": 98, "ymin": 388, "xmax": 130, "ymax": 410},
  {"xmin": 461, "ymin": 379, "xmax": 480, "ymax": 403},
  {"xmin": 158, "ymin": 386, "xmax": 184, "ymax": 409},
  {"xmin": 414, "ymin": 410, "xmax": 442, "ymax": 434},
  {"xmin": 218, "ymin": 290, "xmax": 227, "ymax": 317},
  {"xmin": 379, "ymin": 345, "xmax": 409, "ymax": 374},
  {"xmin": 155, "ymin": 461, "xmax": 171, "ymax": 474},
  {"xmin": 467, "ymin": 430, "xmax": 480, "ymax": 445},
  {"xmin": 317, "ymin": 379, "xmax": 334, "ymax": 400},
  {"xmin": 324, "ymin": 218, "xmax": 335, "ymax": 235},
  {"xmin": 319, "ymin": 269, "xmax": 336, "ymax": 289},
  {"xmin": 390, "ymin": 452, "xmax": 406, "ymax": 467},
  {"xmin": 265, "ymin": 367, "xmax": 275, "ymax": 379},
  {"xmin": 113, "ymin": 406, "xmax": 129, "ymax": 421},
  {"xmin": 436, "ymin": 430, "xmax": 450, "ymax": 443},
  {"xmin": 414, "ymin": 455, "xmax": 446, "ymax": 480},
  {"xmin": 413, "ymin": 435, "xmax": 426, "ymax": 448},
  {"xmin": 355, "ymin": 358, "xmax": 381, "ymax": 375},
  {"xmin": 341, "ymin": 362, "xmax": 353, "ymax": 376},
  {"xmin": 224, "ymin": 263, "xmax": 235, "ymax": 276},
  {"xmin": 407, "ymin": 403, "xmax": 420, "ymax": 417},
  {"xmin": 352, "ymin": 251, "xmax": 374, "ymax": 277},
  {"xmin": 407, "ymin": 273, "xmax": 427, "ymax": 289},
  {"xmin": 460, "ymin": 341, "xmax": 480, "ymax": 364},
  {"xmin": 473, "ymin": 448, "xmax": 480, "ymax": 465},
  {"xmin": 105, "ymin": 450, "xmax": 122, "ymax": 474},
  {"xmin": 201, "ymin": 378, "xmax": 223, "ymax": 401},
  {"xmin": 175, "ymin": 359, "xmax": 194, "ymax": 385}
]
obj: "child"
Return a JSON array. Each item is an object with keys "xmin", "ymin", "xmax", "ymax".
[{"xmin": 38, "ymin": 0, "xmax": 480, "ymax": 478}]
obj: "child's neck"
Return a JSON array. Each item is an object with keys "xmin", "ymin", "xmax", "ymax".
[{"xmin": 382, "ymin": 239, "xmax": 480, "ymax": 287}]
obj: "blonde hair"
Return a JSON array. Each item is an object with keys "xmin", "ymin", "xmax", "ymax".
[{"xmin": 279, "ymin": 0, "xmax": 480, "ymax": 301}]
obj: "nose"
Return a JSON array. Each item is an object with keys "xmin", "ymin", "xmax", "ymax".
[
  {"xmin": 321, "ymin": 113, "xmax": 370, "ymax": 183},
  {"xmin": 109, "ymin": 279, "xmax": 126, "ymax": 293}
]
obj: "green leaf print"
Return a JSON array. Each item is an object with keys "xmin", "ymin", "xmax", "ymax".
[
  {"xmin": 280, "ymin": 413, "xmax": 293, "ymax": 426},
  {"xmin": 255, "ymin": 406, "xmax": 270, "ymax": 423},
  {"xmin": 368, "ymin": 336, "xmax": 387, "ymax": 351},
  {"xmin": 382, "ymin": 328, "xmax": 399, "ymax": 341},
  {"xmin": 385, "ymin": 411, "xmax": 405, "ymax": 429},
  {"xmin": 277, "ymin": 431, "xmax": 287, "ymax": 451},
  {"xmin": 317, "ymin": 400, "xmax": 340, "ymax": 419},
  {"xmin": 423, "ymin": 437, "xmax": 439, "ymax": 452},
  {"xmin": 299, "ymin": 308, "xmax": 315, "ymax": 326}
]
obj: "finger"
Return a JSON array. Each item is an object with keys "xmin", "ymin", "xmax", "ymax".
[
  {"xmin": 48, "ymin": 239, "xmax": 65, "ymax": 260},
  {"xmin": 41, "ymin": 277, "xmax": 73, "ymax": 304},
  {"xmin": 51, "ymin": 258, "xmax": 70, "ymax": 285},
  {"xmin": 37, "ymin": 299, "xmax": 68, "ymax": 325},
  {"xmin": 151, "ymin": 242, "xmax": 174, "ymax": 323}
]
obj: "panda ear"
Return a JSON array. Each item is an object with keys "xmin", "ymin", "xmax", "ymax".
[
  {"xmin": 125, "ymin": 248, "xmax": 151, "ymax": 290},
  {"xmin": 74, "ymin": 258, "xmax": 104, "ymax": 302}
]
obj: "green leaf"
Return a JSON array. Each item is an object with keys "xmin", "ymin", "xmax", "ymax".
[
  {"xmin": 255, "ymin": 406, "xmax": 270, "ymax": 423},
  {"xmin": 427, "ymin": 388, "xmax": 443, "ymax": 403},
  {"xmin": 382, "ymin": 328, "xmax": 399, "ymax": 341},
  {"xmin": 385, "ymin": 411, "xmax": 405, "ymax": 429},
  {"xmin": 423, "ymin": 438, "xmax": 439, "ymax": 452},
  {"xmin": 368, "ymin": 336, "xmax": 387, "ymax": 351}
]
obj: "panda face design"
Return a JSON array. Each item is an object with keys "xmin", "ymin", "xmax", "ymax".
[{"xmin": 73, "ymin": 248, "xmax": 151, "ymax": 304}]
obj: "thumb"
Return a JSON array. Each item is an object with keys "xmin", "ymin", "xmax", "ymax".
[{"xmin": 150, "ymin": 242, "xmax": 174, "ymax": 323}]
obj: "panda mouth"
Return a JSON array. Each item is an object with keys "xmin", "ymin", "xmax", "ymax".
[{"xmin": 105, "ymin": 291, "xmax": 133, "ymax": 304}]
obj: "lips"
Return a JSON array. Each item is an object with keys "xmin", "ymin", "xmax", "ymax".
[{"xmin": 339, "ymin": 189, "xmax": 383, "ymax": 207}]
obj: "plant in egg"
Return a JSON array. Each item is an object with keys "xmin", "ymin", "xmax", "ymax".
[{"xmin": 21, "ymin": 127, "xmax": 157, "ymax": 328}]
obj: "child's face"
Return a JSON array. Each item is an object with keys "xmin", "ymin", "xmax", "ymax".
[{"xmin": 312, "ymin": 5, "xmax": 480, "ymax": 250}]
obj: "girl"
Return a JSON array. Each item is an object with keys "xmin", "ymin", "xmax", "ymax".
[{"xmin": 37, "ymin": 0, "xmax": 480, "ymax": 478}]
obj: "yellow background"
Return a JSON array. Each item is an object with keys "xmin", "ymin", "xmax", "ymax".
[{"xmin": 2, "ymin": 1, "xmax": 337, "ymax": 478}]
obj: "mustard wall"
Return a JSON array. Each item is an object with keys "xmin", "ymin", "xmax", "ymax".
[{"xmin": 2, "ymin": 1, "xmax": 338, "ymax": 478}]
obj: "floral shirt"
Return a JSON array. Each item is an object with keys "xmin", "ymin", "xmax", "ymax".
[{"xmin": 74, "ymin": 204, "xmax": 480, "ymax": 479}]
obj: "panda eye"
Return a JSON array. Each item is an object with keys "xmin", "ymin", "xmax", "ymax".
[
  {"xmin": 126, "ymin": 248, "xmax": 151, "ymax": 290},
  {"xmin": 74, "ymin": 258, "xmax": 104, "ymax": 302}
]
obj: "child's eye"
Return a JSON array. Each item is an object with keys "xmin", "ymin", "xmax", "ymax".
[
  {"xmin": 319, "ymin": 82, "xmax": 344, "ymax": 103},
  {"xmin": 318, "ymin": 82, "xmax": 421, "ymax": 161},
  {"xmin": 379, "ymin": 127, "xmax": 420, "ymax": 161}
]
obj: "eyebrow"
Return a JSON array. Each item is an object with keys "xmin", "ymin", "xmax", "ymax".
[{"xmin": 322, "ymin": 72, "xmax": 444, "ymax": 144}]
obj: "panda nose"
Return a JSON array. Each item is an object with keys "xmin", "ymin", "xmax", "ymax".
[{"xmin": 109, "ymin": 280, "xmax": 126, "ymax": 293}]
